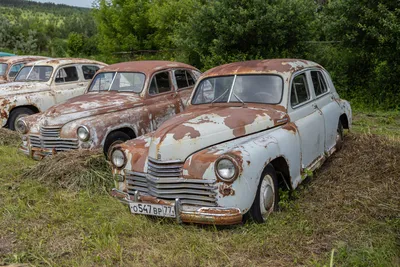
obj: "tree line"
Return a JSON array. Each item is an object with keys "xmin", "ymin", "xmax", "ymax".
[{"xmin": 0, "ymin": 0, "xmax": 399, "ymax": 110}]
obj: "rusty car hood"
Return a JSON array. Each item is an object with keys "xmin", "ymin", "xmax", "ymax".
[
  {"xmin": 0, "ymin": 82, "xmax": 49, "ymax": 96},
  {"xmin": 148, "ymin": 104, "xmax": 289, "ymax": 161},
  {"xmin": 41, "ymin": 92, "xmax": 144, "ymax": 126}
]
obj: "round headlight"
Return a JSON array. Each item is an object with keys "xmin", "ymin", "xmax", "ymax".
[
  {"xmin": 77, "ymin": 126, "xmax": 90, "ymax": 141},
  {"xmin": 216, "ymin": 158, "xmax": 237, "ymax": 182},
  {"xmin": 16, "ymin": 119, "xmax": 28, "ymax": 134},
  {"xmin": 111, "ymin": 149, "xmax": 126, "ymax": 169}
]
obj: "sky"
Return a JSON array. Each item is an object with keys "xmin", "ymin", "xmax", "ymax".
[{"xmin": 34, "ymin": 0, "xmax": 94, "ymax": 8}]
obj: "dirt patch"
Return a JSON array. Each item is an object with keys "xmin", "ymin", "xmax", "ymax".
[
  {"xmin": 0, "ymin": 129, "xmax": 21, "ymax": 147},
  {"xmin": 21, "ymin": 149, "xmax": 112, "ymax": 192},
  {"xmin": 0, "ymin": 234, "xmax": 15, "ymax": 256}
]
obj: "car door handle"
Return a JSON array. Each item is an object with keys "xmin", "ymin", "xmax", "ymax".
[{"xmin": 312, "ymin": 104, "xmax": 318, "ymax": 109}]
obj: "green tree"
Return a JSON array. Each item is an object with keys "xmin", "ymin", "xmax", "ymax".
[{"xmin": 67, "ymin": 32, "xmax": 84, "ymax": 56}]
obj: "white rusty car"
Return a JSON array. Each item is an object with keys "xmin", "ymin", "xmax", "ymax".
[
  {"xmin": 110, "ymin": 59, "xmax": 352, "ymax": 225},
  {"xmin": 19, "ymin": 61, "xmax": 201, "ymax": 159},
  {"xmin": 0, "ymin": 58, "xmax": 106, "ymax": 130},
  {"xmin": 0, "ymin": 56, "xmax": 48, "ymax": 84}
]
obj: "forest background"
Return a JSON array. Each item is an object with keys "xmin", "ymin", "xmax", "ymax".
[{"xmin": 0, "ymin": 0, "xmax": 399, "ymax": 111}]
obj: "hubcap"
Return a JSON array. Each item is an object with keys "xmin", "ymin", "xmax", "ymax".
[{"xmin": 259, "ymin": 174, "xmax": 275, "ymax": 220}]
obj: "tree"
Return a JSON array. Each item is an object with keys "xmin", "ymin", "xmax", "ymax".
[{"xmin": 67, "ymin": 32, "xmax": 84, "ymax": 56}]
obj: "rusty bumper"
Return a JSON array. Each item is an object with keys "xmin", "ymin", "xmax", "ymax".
[
  {"xmin": 19, "ymin": 144, "xmax": 55, "ymax": 160},
  {"xmin": 111, "ymin": 189, "xmax": 243, "ymax": 225}
]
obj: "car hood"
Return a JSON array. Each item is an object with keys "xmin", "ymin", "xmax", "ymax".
[
  {"xmin": 40, "ymin": 92, "xmax": 144, "ymax": 126},
  {"xmin": 0, "ymin": 81, "xmax": 49, "ymax": 96},
  {"xmin": 148, "ymin": 104, "xmax": 289, "ymax": 161}
]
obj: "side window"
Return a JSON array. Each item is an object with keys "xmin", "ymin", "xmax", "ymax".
[
  {"xmin": 174, "ymin": 70, "xmax": 196, "ymax": 89},
  {"xmin": 291, "ymin": 73, "xmax": 310, "ymax": 107},
  {"xmin": 9, "ymin": 63, "xmax": 24, "ymax": 78},
  {"xmin": 55, "ymin": 66, "xmax": 79, "ymax": 83},
  {"xmin": 311, "ymin": 71, "xmax": 328, "ymax": 96},
  {"xmin": 82, "ymin": 65, "xmax": 100, "ymax": 80},
  {"xmin": 149, "ymin": 71, "xmax": 171, "ymax": 95}
]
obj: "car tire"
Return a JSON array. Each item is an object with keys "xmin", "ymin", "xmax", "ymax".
[
  {"xmin": 336, "ymin": 120, "xmax": 344, "ymax": 151},
  {"xmin": 8, "ymin": 107, "xmax": 35, "ymax": 131},
  {"xmin": 104, "ymin": 131, "xmax": 131, "ymax": 159},
  {"xmin": 249, "ymin": 164, "xmax": 279, "ymax": 223}
]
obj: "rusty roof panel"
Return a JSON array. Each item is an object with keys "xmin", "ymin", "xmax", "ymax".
[
  {"xmin": 202, "ymin": 59, "xmax": 322, "ymax": 78},
  {"xmin": 25, "ymin": 58, "xmax": 107, "ymax": 67},
  {"xmin": 0, "ymin": 56, "xmax": 48, "ymax": 65}
]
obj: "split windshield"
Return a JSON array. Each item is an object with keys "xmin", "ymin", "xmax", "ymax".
[
  {"xmin": 192, "ymin": 74, "xmax": 283, "ymax": 105},
  {"xmin": 15, "ymin": 66, "xmax": 53, "ymax": 82},
  {"xmin": 0, "ymin": 63, "xmax": 7, "ymax": 76},
  {"xmin": 88, "ymin": 72, "xmax": 145, "ymax": 93}
]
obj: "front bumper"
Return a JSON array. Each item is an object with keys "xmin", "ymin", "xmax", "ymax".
[
  {"xmin": 20, "ymin": 144, "xmax": 55, "ymax": 160},
  {"xmin": 111, "ymin": 189, "xmax": 243, "ymax": 225}
]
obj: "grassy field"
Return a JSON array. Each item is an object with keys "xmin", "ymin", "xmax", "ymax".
[{"xmin": 0, "ymin": 111, "xmax": 399, "ymax": 267}]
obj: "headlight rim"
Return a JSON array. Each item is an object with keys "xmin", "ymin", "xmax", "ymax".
[
  {"xmin": 111, "ymin": 148, "xmax": 127, "ymax": 169},
  {"xmin": 77, "ymin": 125, "xmax": 90, "ymax": 142},
  {"xmin": 215, "ymin": 155, "xmax": 239, "ymax": 183},
  {"xmin": 16, "ymin": 118, "xmax": 28, "ymax": 134}
]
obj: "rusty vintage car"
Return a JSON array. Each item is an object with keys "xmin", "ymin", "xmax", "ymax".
[
  {"xmin": 0, "ymin": 56, "xmax": 48, "ymax": 84},
  {"xmin": 110, "ymin": 59, "xmax": 352, "ymax": 225},
  {"xmin": 19, "ymin": 61, "xmax": 201, "ymax": 159},
  {"xmin": 0, "ymin": 58, "xmax": 106, "ymax": 130}
]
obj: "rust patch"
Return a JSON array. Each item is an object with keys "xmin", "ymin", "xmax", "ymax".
[
  {"xmin": 172, "ymin": 125, "xmax": 200, "ymax": 140},
  {"xmin": 219, "ymin": 183, "xmax": 235, "ymax": 197},
  {"xmin": 183, "ymin": 151, "xmax": 218, "ymax": 179},
  {"xmin": 282, "ymin": 122, "xmax": 298, "ymax": 134}
]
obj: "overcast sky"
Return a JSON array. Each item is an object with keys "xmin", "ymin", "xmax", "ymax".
[{"xmin": 34, "ymin": 0, "xmax": 94, "ymax": 8}]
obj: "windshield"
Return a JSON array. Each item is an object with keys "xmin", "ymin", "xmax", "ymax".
[
  {"xmin": 88, "ymin": 72, "xmax": 145, "ymax": 93},
  {"xmin": 15, "ymin": 66, "xmax": 53, "ymax": 82},
  {"xmin": 0, "ymin": 63, "xmax": 7, "ymax": 76},
  {"xmin": 192, "ymin": 74, "xmax": 283, "ymax": 105}
]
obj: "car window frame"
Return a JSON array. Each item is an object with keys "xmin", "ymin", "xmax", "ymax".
[
  {"xmin": 309, "ymin": 69, "xmax": 330, "ymax": 99},
  {"xmin": 173, "ymin": 69, "xmax": 197, "ymax": 91},
  {"xmin": 146, "ymin": 70, "xmax": 174, "ymax": 97},
  {"xmin": 81, "ymin": 64, "xmax": 101, "ymax": 81},
  {"xmin": 290, "ymin": 71, "xmax": 314, "ymax": 109},
  {"xmin": 8, "ymin": 62, "xmax": 25, "ymax": 78},
  {"xmin": 15, "ymin": 65, "xmax": 54, "ymax": 83},
  {"xmin": 53, "ymin": 64, "xmax": 81, "ymax": 85}
]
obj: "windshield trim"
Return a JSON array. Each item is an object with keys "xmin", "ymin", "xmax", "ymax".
[
  {"xmin": 191, "ymin": 74, "xmax": 284, "ymax": 105},
  {"xmin": 87, "ymin": 71, "xmax": 147, "ymax": 93},
  {"xmin": 15, "ymin": 65, "xmax": 54, "ymax": 82}
]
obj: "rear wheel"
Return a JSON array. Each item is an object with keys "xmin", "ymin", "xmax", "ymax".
[
  {"xmin": 104, "ymin": 131, "xmax": 131, "ymax": 159},
  {"xmin": 336, "ymin": 120, "xmax": 344, "ymax": 151},
  {"xmin": 8, "ymin": 107, "xmax": 35, "ymax": 131},
  {"xmin": 250, "ymin": 164, "xmax": 279, "ymax": 223}
]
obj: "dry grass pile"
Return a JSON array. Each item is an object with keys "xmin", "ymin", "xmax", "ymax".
[
  {"xmin": 22, "ymin": 149, "xmax": 112, "ymax": 192},
  {"xmin": 0, "ymin": 128, "xmax": 21, "ymax": 147}
]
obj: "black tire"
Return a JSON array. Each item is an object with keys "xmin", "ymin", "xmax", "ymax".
[
  {"xmin": 249, "ymin": 164, "xmax": 279, "ymax": 223},
  {"xmin": 8, "ymin": 107, "xmax": 35, "ymax": 131},
  {"xmin": 336, "ymin": 120, "xmax": 344, "ymax": 151},
  {"xmin": 103, "ymin": 131, "xmax": 131, "ymax": 159}
]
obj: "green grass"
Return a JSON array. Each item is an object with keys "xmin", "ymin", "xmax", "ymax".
[{"xmin": 0, "ymin": 112, "xmax": 399, "ymax": 266}]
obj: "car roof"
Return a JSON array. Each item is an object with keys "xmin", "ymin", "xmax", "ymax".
[
  {"xmin": 98, "ymin": 60, "xmax": 199, "ymax": 76},
  {"xmin": 24, "ymin": 58, "xmax": 107, "ymax": 67},
  {"xmin": 202, "ymin": 59, "xmax": 323, "ymax": 78},
  {"xmin": 0, "ymin": 56, "xmax": 48, "ymax": 65}
]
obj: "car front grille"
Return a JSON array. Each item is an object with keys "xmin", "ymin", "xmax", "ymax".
[
  {"xmin": 29, "ymin": 126, "xmax": 79, "ymax": 152},
  {"xmin": 125, "ymin": 157, "xmax": 217, "ymax": 207}
]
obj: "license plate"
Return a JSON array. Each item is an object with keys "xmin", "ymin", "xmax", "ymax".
[{"xmin": 129, "ymin": 202, "xmax": 176, "ymax": 218}]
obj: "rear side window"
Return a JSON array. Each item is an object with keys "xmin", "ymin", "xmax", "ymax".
[
  {"xmin": 311, "ymin": 71, "xmax": 328, "ymax": 96},
  {"xmin": 291, "ymin": 73, "xmax": 310, "ymax": 106},
  {"xmin": 55, "ymin": 66, "xmax": 79, "ymax": 83},
  {"xmin": 174, "ymin": 70, "xmax": 196, "ymax": 89},
  {"xmin": 82, "ymin": 65, "xmax": 100, "ymax": 80},
  {"xmin": 149, "ymin": 72, "xmax": 172, "ymax": 95},
  {"xmin": 9, "ymin": 63, "xmax": 24, "ymax": 78}
]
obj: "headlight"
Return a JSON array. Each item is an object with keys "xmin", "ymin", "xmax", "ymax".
[
  {"xmin": 77, "ymin": 126, "xmax": 90, "ymax": 141},
  {"xmin": 111, "ymin": 149, "xmax": 126, "ymax": 169},
  {"xmin": 16, "ymin": 119, "xmax": 28, "ymax": 134},
  {"xmin": 216, "ymin": 158, "xmax": 238, "ymax": 182}
]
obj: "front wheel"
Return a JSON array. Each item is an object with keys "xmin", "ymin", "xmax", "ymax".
[
  {"xmin": 104, "ymin": 131, "xmax": 131, "ymax": 159},
  {"xmin": 8, "ymin": 107, "xmax": 35, "ymax": 131},
  {"xmin": 249, "ymin": 164, "xmax": 279, "ymax": 223}
]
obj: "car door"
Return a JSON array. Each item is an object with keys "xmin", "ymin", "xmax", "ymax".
[
  {"xmin": 145, "ymin": 70, "xmax": 181, "ymax": 131},
  {"xmin": 173, "ymin": 69, "xmax": 197, "ymax": 107},
  {"xmin": 310, "ymin": 70, "xmax": 341, "ymax": 154},
  {"xmin": 51, "ymin": 64, "xmax": 87, "ymax": 103},
  {"xmin": 289, "ymin": 71, "xmax": 326, "ymax": 170}
]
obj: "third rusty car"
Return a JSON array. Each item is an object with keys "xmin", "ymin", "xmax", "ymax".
[
  {"xmin": 19, "ymin": 61, "xmax": 201, "ymax": 159},
  {"xmin": 110, "ymin": 59, "xmax": 352, "ymax": 225},
  {"xmin": 0, "ymin": 55, "xmax": 48, "ymax": 84}
]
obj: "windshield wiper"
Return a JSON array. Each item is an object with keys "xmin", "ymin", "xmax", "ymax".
[
  {"xmin": 232, "ymin": 92, "xmax": 245, "ymax": 106},
  {"xmin": 211, "ymin": 88, "xmax": 230, "ymax": 105}
]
